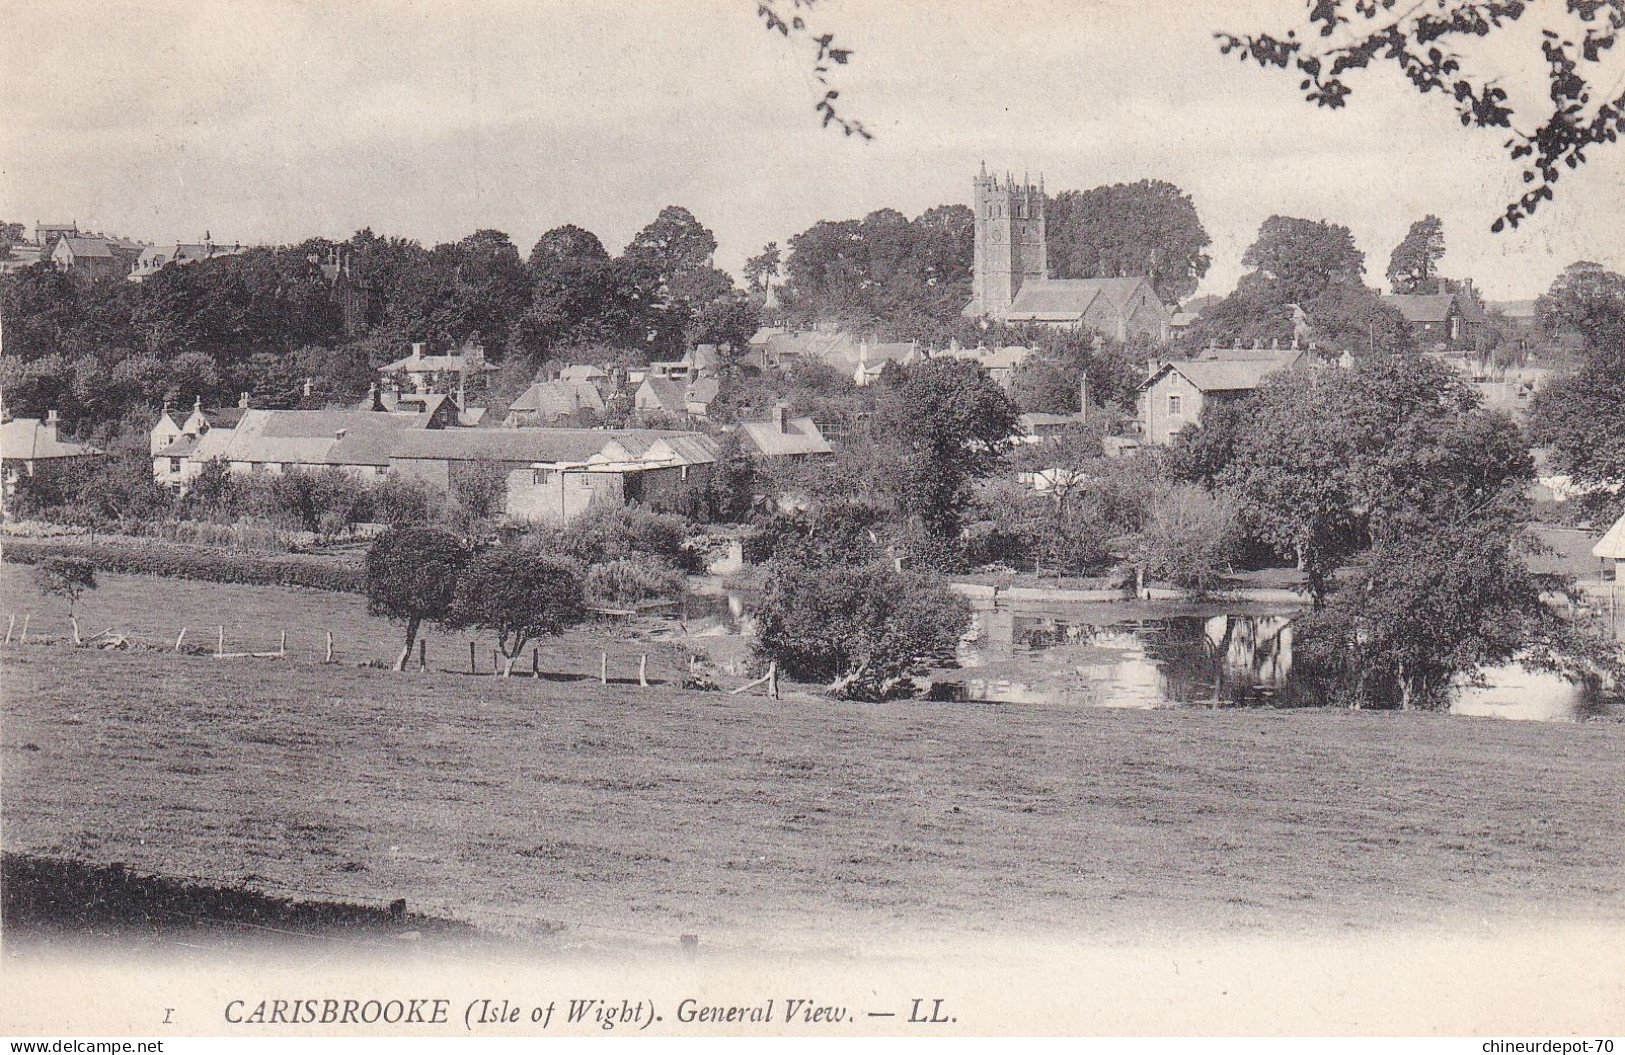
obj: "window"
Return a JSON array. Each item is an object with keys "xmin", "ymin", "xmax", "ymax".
[
  {"xmin": 532, "ymin": 469, "xmax": 555, "ymax": 485},
  {"xmin": 168, "ymin": 458, "xmax": 181, "ymax": 473},
  {"xmin": 1168, "ymin": 395, "xmax": 1183, "ymax": 417}
]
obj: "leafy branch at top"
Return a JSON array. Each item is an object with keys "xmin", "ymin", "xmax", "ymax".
[
  {"xmin": 1217, "ymin": 0, "xmax": 1625, "ymax": 231},
  {"xmin": 757, "ymin": 0, "xmax": 873, "ymax": 141}
]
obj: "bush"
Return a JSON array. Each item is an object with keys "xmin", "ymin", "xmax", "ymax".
[
  {"xmin": 0, "ymin": 538, "xmax": 362, "ymax": 593},
  {"xmin": 544, "ymin": 505, "xmax": 701, "ymax": 573},
  {"xmin": 584, "ymin": 557, "xmax": 688, "ymax": 608},
  {"xmin": 751, "ymin": 558, "xmax": 970, "ymax": 701},
  {"xmin": 1131, "ymin": 484, "xmax": 1242, "ymax": 597}
]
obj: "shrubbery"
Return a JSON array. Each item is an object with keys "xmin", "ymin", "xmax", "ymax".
[
  {"xmin": 0, "ymin": 538, "xmax": 363, "ymax": 593},
  {"xmin": 584, "ymin": 557, "xmax": 688, "ymax": 608}
]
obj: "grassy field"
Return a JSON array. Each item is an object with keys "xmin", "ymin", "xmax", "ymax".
[
  {"xmin": 3, "ymin": 565, "xmax": 1623, "ymax": 956},
  {"xmin": 0, "ymin": 565, "xmax": 711, "ymax": 684}
]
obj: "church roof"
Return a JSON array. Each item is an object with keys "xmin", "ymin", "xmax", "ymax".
[{"xmin": 1004, "ymin": 277, "xmax": 1159, "ymax": 321}]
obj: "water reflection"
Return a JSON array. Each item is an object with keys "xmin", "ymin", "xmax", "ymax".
[
  {"xmin": 956, "ymin": 612, "xmax": 1297, "ymax": 709},
  {"xmin": 953, "ymin": 607, "xmax": 1623, "ymax": 722}
]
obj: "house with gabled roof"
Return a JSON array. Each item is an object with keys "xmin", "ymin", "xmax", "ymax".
[
  {"xmin": 736, "ymin": 404, "xmax": 834, "ymax": 461},
  {"xmin": 503, "ymin": 380, "xmax": 606, "ymax": 427},
  {"xmin": 2, "ymin": 413, "xmax": 105, "ymax": 503},
  {"xmin": 1382, "ymin": 286, "xmax": 1489, "ymax": 349},
  {"xmin": 1137, "ymin": 348, "xmax": 1306, "ymax": 445},
  {"xmin": 634, "ymin": 377, "xmax": 720, "ymax": 421}
]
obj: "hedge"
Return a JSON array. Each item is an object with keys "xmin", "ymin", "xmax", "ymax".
[{"xmin": 0, "ymin": 538, "xmax": 364, "ymax": 594}]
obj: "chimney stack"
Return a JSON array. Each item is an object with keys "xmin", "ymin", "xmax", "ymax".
[
  {"xmin": 44, "ymin": 409, "xmax": 59, "ymax": 441},
  {"xmin": 773, "ymin": 401, "xmax": 789, "ymax": 435},
  {"xmin": 303, "ymin": 377, "xmax": 313, "ymax": 399},
  {"xmin": 410, "ymin": 342, "xmax": 424, "ymax": 360},
  {"xmin": 239, "ymin": 392, "xmax": 249, "ymax": 409}
]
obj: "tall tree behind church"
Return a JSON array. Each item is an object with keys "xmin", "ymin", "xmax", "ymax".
[{"xmin": 1045, "ymin": 180, "xmax": 1211, "ymax": 304}]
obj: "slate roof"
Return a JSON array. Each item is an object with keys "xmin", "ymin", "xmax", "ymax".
[
  {"xmin": 205, "ymin": 409, "xmax": 431, "ymax": 468},
  {"xmin": 508, "ymin": 380, "xmax": 607, "ymax": 418},
  {"xmin": 0, "ymin": 419, "xmax": 103, "ymax": 461},
  {"xmin": 59, "ymin": 237, "xmax": 114, "ymax": 259},
  {"xmin": 737, "ymin": 417, "xmax": 834, "ymax": 458},
  {"xmin": 389, "ymin": 428, "xmax": 702, "ymax": 466},
  {"xmin": 1006, "ymin": 277, "xmax": 1159, "ymax": 321},
  {"xmin": 1147, "ymin": 354, "xmax": 1303, "ymax": 394},
  {"xmin": 559, "ymin": 365, "xmax": 608, "ymax": 382},
  {"xmin": 154, "ymin": 434, "xmax": 201, "ymax": 459},
  {"xmin": 1383, "ymin": 294, "xmax": 1456, "ymax": 324}
]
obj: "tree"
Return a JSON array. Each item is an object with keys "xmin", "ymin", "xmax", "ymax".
[
  {"xmin": 871, "ymin": 358, "xmax": 1021, "ymax": 546},
  {"xmin": 449, "ymin": 460, "xmax": 509, "ymax": 527},
  {"xmin": 706, "ymin": 431, "xmax": 759, "ymax": 522},
  {"xmin": 33, "ymin": 557, "xmax": 97, "ymax": 644},
  {"xmin": 751, "ymin": 558, "xmax": 969, "ymax": 700},
  {"xmin": 744, "ymin": 243, "xmax": 783, "ymax": 294},
  {"xmin": 1297, "ymin": 506, "xmax": 1621, "ymax": 710},
  {"xmin": 1221, "ymin": 355, "xmax": 1530, "ymax": 606},
  {"xmin": 1131, "ymin": 484, "xmax": 1242, "ymax": 598},
  {"xmin": 364, "ymin": 527, "xmax": 470, "ymax": 670},
  {"xmin": 1535, "ymin": 260, "xmax": 1625, "ymax": 361},
  {"xmin": 1046, "ymin": 180, "xmax": 1212, "ymax": 303},
  {"xmin": 1239, "ymin": 215, "xmax": 1365, "ymax": 305},
  {"xmin": 1220, "ymin": 1, "xmax": 1625, "ymax": 231},
  {"xmin": 446, "ymin": 548, "xmax": 586, "ymax": 676},
  {"xmin": 1386, "ymin": 216, "xmax": 1447, "ymax": 295}
]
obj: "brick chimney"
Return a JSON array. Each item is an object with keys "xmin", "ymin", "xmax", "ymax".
[
  {"xmin": 773, "ymin": 401, "xmax": 789, "ymax": 434},
  {"xmin": 43, "ymin": 409, "xmax": 59, "ymax": 442},
  {"xmin": 238, "ymin": 392, "xmax": 249, "ymax": 409}
]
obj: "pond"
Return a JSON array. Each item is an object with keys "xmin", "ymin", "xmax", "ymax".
[
  {"xmin": 680, "ymin": 581, "xmax": 1622, "ymax": 722},
  {"xmin": 950, "ymin": 608, "xmax": 1625, "ymax": 722}
]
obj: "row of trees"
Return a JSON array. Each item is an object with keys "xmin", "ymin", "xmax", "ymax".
[{"xmin": 0, "ymin": 206, "xmax": 758, "ymax": 445}]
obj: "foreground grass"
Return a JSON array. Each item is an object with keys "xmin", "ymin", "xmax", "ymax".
[{"xmin": 4, "ymin": 636, "xmax": 1623, "ymax": 953}]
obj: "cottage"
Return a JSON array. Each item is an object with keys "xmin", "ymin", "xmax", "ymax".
[
  {"xmin": 1, "ymin": 413, "xmax": 104, "ymax": 503},
  {"xmin": 1137, "ymin": 348, "xmax": 1305, "ymax": 445},
  {"xmin": 503, "ymin": 380, "xmax": 607, "ymax": 427},
  {"xmin": 852, "ymin": 341, "xmax": 921, "ymax": 386},
  {"xmin": 156, "ymin": 408, "xmax": 437, "ymax": 487},
  {"xmin": 51, "ymin": 236, "xmax": 142, "ymax": 282},
  {"xmin": 1382, "ymin": 286, "xmax": 1488, "ymax": 349},
  {"xmin": 634, "ymin": 377, "xmax": 720, "ymax": 421},
  {"xmin": 355, "ymin": 387, "xmax": 461, "ymax": 428},
  {"xmin": 380, "ymin": 339, "xmax": 496, "ymax": 399},
  {"xmin": 1594, "ymin": 512, "xmax": 1625, "ymax": 581},
  {"xmin": 736, "ymin": 404, "xmax": 834, "ymax": 460}
]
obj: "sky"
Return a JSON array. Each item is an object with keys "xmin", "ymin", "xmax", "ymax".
[{"xmin": 4, "ymin": 0, "xmax": 1623, "ymax": 302}]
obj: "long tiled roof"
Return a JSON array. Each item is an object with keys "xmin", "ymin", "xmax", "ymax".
[
  {"xmin": 508, "ymin": 380, "xmax": 607, "ymax": 417},
  {"xmin": 1006, "ymin": 277, "xmax": 1157, "ymax": 319},
  {"xmin": 1150, "ymin": 355, "xmax": 1303, "ymax": 393}
]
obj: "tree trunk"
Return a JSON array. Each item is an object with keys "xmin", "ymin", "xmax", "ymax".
[
  {"xmin": 395, "ymin": 617, "xmax": 421, "ymax": 672},
  {"xmin": 70, "ymin": 614, "xmax": 82, "ymax": 648}
]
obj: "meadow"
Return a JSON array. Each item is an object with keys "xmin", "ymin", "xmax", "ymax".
[{"xmin": 3, "ymin": 569, "xmax": 1623, "ymax": 957}]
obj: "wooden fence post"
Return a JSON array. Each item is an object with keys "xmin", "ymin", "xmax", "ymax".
[
  {"xmin": 278, "ymin": 629, "xmax": 287, "ymax": 657},
  {"xmin": 5, "ymin": 614, "xmax": 14, "ymax": 645},
  {"xmin": 469, "ymin": 641, "xmax": 476, "ymax": 674},
  {"xmin": 638, "ymin": 654, "xmax": 648, "ymax": 688},
  {"xmin": 18, "ymin": 614, "xmax": 28, "ymax": 645},
  {"xmin": 600, "ymin": 652, "xmax": 608, "ymax": 684},
  {"xmin": 418, "ymin": 639, "xmax": 427, "ymax": 672},
  {"xmin": 492, "ymin": 647, "xmax": 499, "ymax": 673},
  {"xmin": 769, "ymin": 660, "xmax": 779, "ymax": 700},
  {"xmin": 217, "ymin": 626, "xmax": 225, "ymax": 657},
  {"xmin": 532, "ymin": 648, "xmax": 539, "ymax": 677},
  {"xmin": 174, "ymin": 627, "xmax": 187, "ymax": 653},
  {"xmin": 325, "ymin": 631, "xmax": 334, "ymax": 664}
]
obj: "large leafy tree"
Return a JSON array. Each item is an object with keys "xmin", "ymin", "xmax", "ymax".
[
  {"xmin": 1534, "ymin": 260, "xmax": 1625, "ymax": 361},
  {"xmin": 1297, "ymin": 504, "xmax": 1621, "ymax": 710},
  {"xmin": 1046, "ymin": 180, "xmax": 1212, "ymax": 303},
  {"xmin": 364, "ymin": 527, "xmax": 470, "ymax": 671},
  {"xmin": 1386, "ymin": 215, "xmax": 1447, "ymax": 295},
  {"xmin": 1239, "ymin": 215, "xmax": 1365, "ymax": 305},
  {"xmin": 447, "ymin": 548, "xmax": 586, "ymax": 676},
  {"xmin": 871, "ymin": 357, "xmax": 1021, "ymax": 545},
  {"xmin": 1219, "ymin": 1, "xmax": 1625, "ymax": 230},
  {"xmin": 781, "ymin": 204, "xmax": 974, "ymax": 336},
  {"xmin": 1528, "ymin": 262, "xmax": 1625, "ymax": 484}
]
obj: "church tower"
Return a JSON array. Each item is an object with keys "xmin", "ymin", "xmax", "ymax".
[{"xmin": 964, "ymin": 162, "xmax": 1047, "ymax": 320}]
